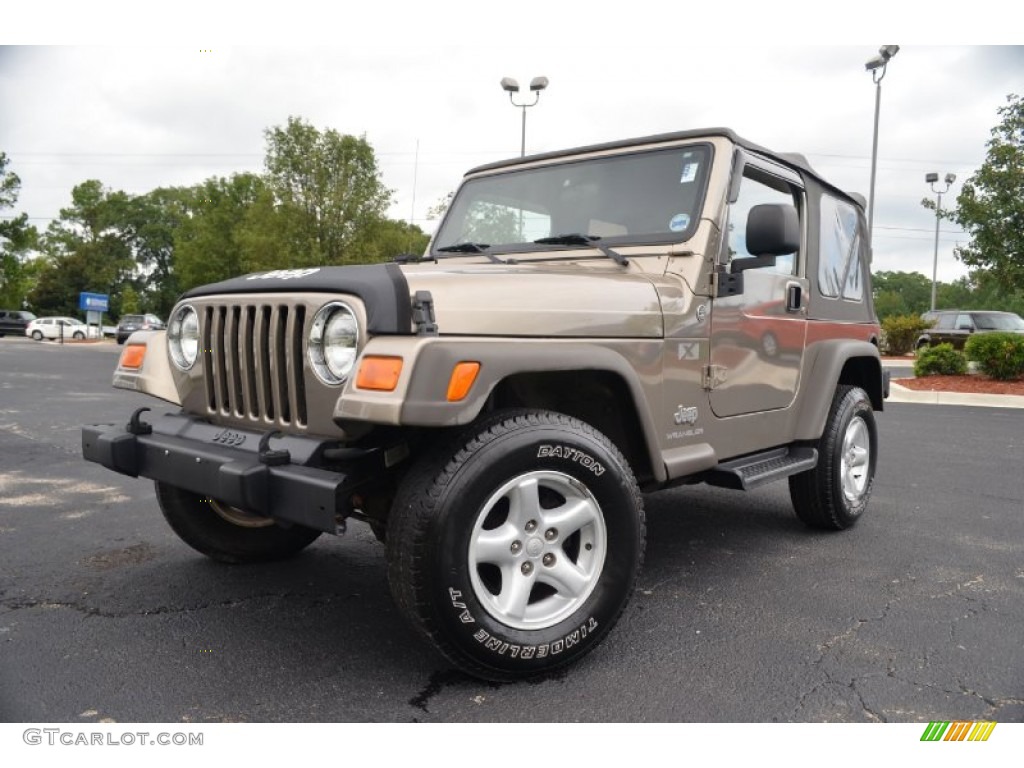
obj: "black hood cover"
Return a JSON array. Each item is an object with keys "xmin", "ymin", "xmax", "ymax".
[{"xmin": 180, "ymin": 263, "xmax": 412, "ymax": 335}]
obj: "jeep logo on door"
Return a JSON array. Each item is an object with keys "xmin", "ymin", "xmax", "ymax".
[{"xmin": 211, "ymin": 429, "xmax": 247, "ymax": 447}]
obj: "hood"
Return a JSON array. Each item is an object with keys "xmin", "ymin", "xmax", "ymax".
[
  {"xmin": 401, "ymin": 263, "xmax": 664, "ymax": 338},
  {"xmin": 180, "ymin": 264, "xmax": 411, "ymax": 335}
]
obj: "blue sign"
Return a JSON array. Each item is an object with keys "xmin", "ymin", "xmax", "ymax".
[{"xmin": 79, "ymin": 292, "xmax": 109, "ymax": 312}]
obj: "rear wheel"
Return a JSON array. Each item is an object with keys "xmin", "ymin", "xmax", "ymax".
[
  {"xmin": 386, "ymin": 409, "xmax": 645, "ymax": 681},
  {"xmin": 155, "ymin": 482, "xmax": 321, "ymax": 563},
  {"xmin": 789, "ymin": 385, "xmax": 876, "ymax": 530}
]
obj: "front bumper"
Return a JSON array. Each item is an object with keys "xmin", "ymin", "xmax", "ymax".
[{"xmin": 82, "ymin": 411, "xmax": 382, "ymax": 534}]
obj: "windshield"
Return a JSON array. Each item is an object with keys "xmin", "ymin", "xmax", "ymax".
[
  {"xmin": 434, "ymin": 144, "xmax": 712, "ymax": 254},
  {"xmin": 975, "ymin": 312, "xmax": 1024, "ymax": 331}
]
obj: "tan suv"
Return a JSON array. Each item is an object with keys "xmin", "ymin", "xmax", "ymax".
[{"xmin": 83, "ymin": 128, "xmax": 887, "ymax": 680}]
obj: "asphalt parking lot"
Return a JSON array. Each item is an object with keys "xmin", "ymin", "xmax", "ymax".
[{"xmin": 1, "ymin": 337, "xmax": 1022, "ymax": 722}]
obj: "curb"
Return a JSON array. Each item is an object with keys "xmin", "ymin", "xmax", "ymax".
[{"xmin": 887, "ymin": 382, "xmax": 1024, "ymax": 409}]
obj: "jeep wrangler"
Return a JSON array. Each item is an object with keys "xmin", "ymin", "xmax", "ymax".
[{"xmin": 83, "ymin": 128, "xmax": 888, "ymax": 681}]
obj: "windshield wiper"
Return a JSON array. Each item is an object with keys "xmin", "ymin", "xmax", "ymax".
[
  {"xmin": 533, "ymin": 234, "xmax": 629, "ymax": 267},
  {"xmin": 435, "ymin": 242, "xmax": 507, "ymax": 264},
  {"xmin": 392, "ymin": 252, "xmax": 436, "ymax": 264}
]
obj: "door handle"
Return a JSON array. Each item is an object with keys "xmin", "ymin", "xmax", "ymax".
[{"xmin": 785, "ymin": 282, "xmax": 803, "ymax": 313}]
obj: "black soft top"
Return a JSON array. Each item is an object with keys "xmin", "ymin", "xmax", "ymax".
[{"xmin": 467, "ymin": 127, "xmax": 864, "ymax": 210}]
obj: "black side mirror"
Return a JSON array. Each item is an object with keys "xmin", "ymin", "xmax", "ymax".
[
  {"xmin": 732, "ymin": 204, "xmax": 800, "ymax": 273},
  {"xmin": 746, "ymin": 204, "xmax": 800, "ymax": 256}
]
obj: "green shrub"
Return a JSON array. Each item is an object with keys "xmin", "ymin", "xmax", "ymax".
[
  {"xmin": 914, "ymin": 343, "xmax": 967, "ymax": 376},
  {"xmin": 964, "ymin": 332, "xmax": 1024, "ymax": 380},
  {"xmin": 881, "ymin": 314, "xmax": 931, "ymax": 356}
]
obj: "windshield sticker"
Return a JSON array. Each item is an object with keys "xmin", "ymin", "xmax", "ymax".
[
  {"xmin": 669, "ymin": 213, "xmax": 690, "ymax": 232},
  {"xmin": 680, "ymin": 163, "xmax": 699, "ymax": 184}
]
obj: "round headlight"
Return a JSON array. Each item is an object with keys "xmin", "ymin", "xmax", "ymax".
[
  {"xmin": 168, "ymin": 304, "xmax": 199, "ymax": 370},
  {"xmin": 308, "ymin": 302, "xmax": 359, "ymax": 385}
]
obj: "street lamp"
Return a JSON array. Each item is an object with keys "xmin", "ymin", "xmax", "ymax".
[
  {"xmin": 926, "ymin": 172, "xmax": 956, "ymax": 312},
  {"xmin": 864, "ymin": 44, "xmax": 899, "ymax": 248},
  {"xmin": 501, "ymin": 76, "xmax": 549, "ymax": 157}
]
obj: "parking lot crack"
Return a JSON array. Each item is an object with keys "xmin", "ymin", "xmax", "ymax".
[{"xmin": 813, "ymin": 598, "xmax": 898, "ymax": 667}]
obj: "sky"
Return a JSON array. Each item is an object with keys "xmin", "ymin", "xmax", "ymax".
[{"xmin": 2, "ymin": 5, "xmax": 1020, "ymax": 284}]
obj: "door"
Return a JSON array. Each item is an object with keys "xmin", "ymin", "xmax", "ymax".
[{"xmin": 709, "ymin": 161, "xmax": 807, "ymax": 418}]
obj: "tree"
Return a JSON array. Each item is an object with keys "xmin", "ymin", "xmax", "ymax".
[
  {"xmin": 173, "ymin": 173, "xmax": 270, "ymax": 291},
  {"xmin": 871, "ymin": 270, "xmax": 933, "ymax": 320},
  {"xmin": 120, "ymin": 284, "xmax": 141, "ymax": 315},
  {"xmin": 261, "ymin": 116, "xmax": 393, "ymax": 265},
  {"xmin": 0, "ymin": 152, "xmax": 39, "ymax": 308},
  {"xmin": 30, "ymin": 180, "xmax": 135, "ymax": 316},
  {"xmin": 943, "ymin": 94, "xmax": 1024, "ymax": 289},
  {"xmin": 121, "ymin": 187, "xmax": 188, "ymax": 317}
]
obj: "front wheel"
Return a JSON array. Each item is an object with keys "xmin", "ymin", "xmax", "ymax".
[
  {"xmin": 155, "ymin": 482, "xmax": 321, "ymax": 563},
  {"xmin": 789, "ymin": 385, "xmax": 877, "ymax": 530},
  {"xmin": 31, "ymin": 330, "xmax": 43, "ymax": 341},
  {"xmin": 72, "ymin": 330, "xmax": 85, "ymax": 340},
  {"xmin": 386, "ymin": 410, "xmax": 645, "ymax": 681}
]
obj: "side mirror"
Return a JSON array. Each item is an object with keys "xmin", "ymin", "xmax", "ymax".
[{"xmin": 746, "ymin": 204, "xmax": 800, "ymax": 256}]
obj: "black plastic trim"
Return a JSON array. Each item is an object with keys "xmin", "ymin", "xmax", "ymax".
[
  {"xmin": 180, "ymin": 264, "xmax": 413, "ymax": 335},
  {"xmin": 81, "ymin": 412, "xmax": 384, "ymax": 533}
]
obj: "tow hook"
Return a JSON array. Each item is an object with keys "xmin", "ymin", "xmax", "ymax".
[
  {"xmin": 126, "ymin": 407, "xmax": 152, "ymax": 436},
  {"xmin": 258, "ymin": 430, "xmax": 291, "ymax": 466}
]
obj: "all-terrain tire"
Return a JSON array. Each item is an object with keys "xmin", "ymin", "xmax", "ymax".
[
  {"xmin": 386, "ymin": 409, "xmax": 645, "ymax": 681},
  {"xmin": 789, "ymin": 385, "xmax": 877, "ymax": 530},
  {"xmin": 155, "ymin": 481, "xmax": 321, "ymax": 564}
]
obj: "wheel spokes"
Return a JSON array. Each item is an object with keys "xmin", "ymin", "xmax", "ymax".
[
  {"xmin": 495, "ymin": 565, "xmax": 536, "ymax": 621},
  {"xmin": 538, "ymin": 557, "xmax": 590, "ymax": 598},
  {"xmin": 506, "ymin": 477, "xmax": 542, "ymax": 530},
  {"xmin": 542, "ymin": 497, "xmax": 598, "ymax": 537},
  {"xmin": 468, "ymin": 470, "xmax": 609, "ymax": 630},
  {"xmin": 473, "ymin": 525, "xmax": 519, "ymax": 566}
]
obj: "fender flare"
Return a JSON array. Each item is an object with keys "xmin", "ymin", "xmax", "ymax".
[
  {"xmin": 793, "ymin": 340, "xmax": 883, "ymax": 441},
  {"xmin": 400, "ymin": 339, "xmax": 667, "ymax": 482}
]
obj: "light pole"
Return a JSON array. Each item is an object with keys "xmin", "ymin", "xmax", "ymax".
[
  {"xmin": 926, "ymin": 172, "xmax": 956, "ymax": 312},
  {"xmin": 501, "ymin": 76, "xmax": 549, "ymax": 157},
  {"xmin": 864, "ymin": 44, "xmax": 899, "ymax": 248}
]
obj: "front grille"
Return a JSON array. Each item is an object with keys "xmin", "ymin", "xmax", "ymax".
[{"xmin": 202, "ymin": 303, "xmax": 308, "ymax": 427}]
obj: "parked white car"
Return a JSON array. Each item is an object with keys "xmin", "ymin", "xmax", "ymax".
[{"xmin": 25, "ymin": 316, "xmax": 99, "ymax": 341}]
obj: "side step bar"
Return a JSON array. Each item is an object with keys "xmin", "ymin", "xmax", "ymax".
[{"xmin": 703, "ymin": 446, "xmax": 818, "ymax": 491}]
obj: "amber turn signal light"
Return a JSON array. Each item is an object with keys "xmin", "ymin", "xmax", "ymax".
[
  {"xmin": 119, "ymin": 344, "xmax": 146, "ymax": 370},
  {"xmin": 447, "ymin": 362, "xmax": 481, "ymax": 402},
  {"xmin": 356, "ymin": 356, "xmax": 403, "ymax": 391}
]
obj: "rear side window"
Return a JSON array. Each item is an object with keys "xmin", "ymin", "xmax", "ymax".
[{"xmin": 818, "ymin": 195, "xmax": 862, "ymax": 299}]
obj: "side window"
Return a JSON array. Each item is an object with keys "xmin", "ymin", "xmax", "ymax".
[
  {"xmin": 936, "ymin": 314, "xmax": 956, "ymax": 331},
  {"xmin": 956, "ymin": 313, "xmax": 975, "ymax": 331},
  {"xmin": 727, "ymin": 171, "xmax": 800, "ymax": 275},
  {"xmin": 818, "ymin": 195, "xmax": 862, "ymax": 299}
]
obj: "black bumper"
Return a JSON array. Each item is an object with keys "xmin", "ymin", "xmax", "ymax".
[{"xmin": 82, "ymin": 412, "xmax": 376, "ymax": 534}]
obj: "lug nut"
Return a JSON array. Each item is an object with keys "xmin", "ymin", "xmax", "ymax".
[
  {"xmin": 544, "ymin": 528, "xmax": 557, "ymax": 541},
  {"xmin": 511, "ymin": 540, "xmax": 522, "ymax": 554},
  {"xmin": 525, "ymin": 520, "xmax": 538, "ymax": 533},
  {"xmin": 521, "ymin": 562, "xmax": 533, "ymax": 575},
  {"xmin": 543, "ymin": 553, "xmax": 556, "ymax": 567}
]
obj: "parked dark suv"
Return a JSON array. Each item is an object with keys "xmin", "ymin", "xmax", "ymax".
[
  {"xmin": 0, "ymin": 310, "xmax": 36, "ymax": 337},
  {"xmin": 116, "ymin": 313, "xmax": 165, "ymax": 344},
  {"xmin": 917, "ymin": 310, "xmax": 1024, "ymax": 350}
]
